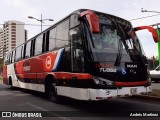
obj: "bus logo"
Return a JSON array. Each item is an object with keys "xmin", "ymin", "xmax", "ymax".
[
  {"xmin": 121, "ymin": 68, "xmax": 127, "ymax": 75},
  {"xmin": 46, "ymin": 56, "xmax": 52, "ymax": 69},
  {"xmin": 23, "ymin": 61, "xmax": 31, "ymax": 72}
]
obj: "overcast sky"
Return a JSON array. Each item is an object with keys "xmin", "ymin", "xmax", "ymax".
[{"xmin": 0, "ymin": 0, "xmax": 160, "ymax": 58}]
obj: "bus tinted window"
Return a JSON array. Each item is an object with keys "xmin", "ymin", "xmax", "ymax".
[
  {"xmin": 25, "ymin": 41, "xmax": 31, "ymax": 58},
  {"xmin": 9, "ymin": 53, "xmax": 12, "ymax": 64},
  {"xmin": 35, "ymin": 34, "xmax": 43, "ymax": 55},
  {"xmin": 16, "ymin": 46, "xmax": 22, "ymax": 61},
  {"xmin": 4, "ymin": 54, "xmax": 7, "ymax": 65},
  {"xmin": 49, "ymin": 28, "xmax": 56, "ymax": 51},
  {"xmin": 56, "ymin": 19, "xmax": 69, "ymax": 48},
  {"xmin": 12, "ymin": 50, "xmax": 16, "ymax": 63},
  {"xmin": 70, "ymin": 14, "xmax": 80, "ymax": 28},
  {"xmin": 70, "ymin": 26, "xmax": 84, "ymax": 72},
  {"xmin": 21, "ymin": 45, "xmax": 24, "ymax": 59}
]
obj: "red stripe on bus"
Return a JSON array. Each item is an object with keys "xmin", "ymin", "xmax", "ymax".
[
  {"xmin": 115, "ymin": 81, "xmax": 147, "ymax": 87},
  {"xmin": 54, "ymin": 72, "xmax": 93, "ymax": 80}
]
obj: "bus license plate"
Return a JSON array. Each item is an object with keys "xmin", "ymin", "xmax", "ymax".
[{"xmin": 130, "ymin": 88, "xmax": 138, "ymax": 95}]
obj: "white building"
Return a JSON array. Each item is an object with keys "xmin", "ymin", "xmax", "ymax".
[
  {"xmin": 0, "ymin": 20, "xmax": 27, "ymax": 58},
  {"xmin": 0, "ymin": 29, "xmax": 3, "ymax": 58}
]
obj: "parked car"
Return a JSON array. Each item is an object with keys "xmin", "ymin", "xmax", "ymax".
[{"xmin": 150, "ymin": 65, "xmax": 160, "ymax": 83}]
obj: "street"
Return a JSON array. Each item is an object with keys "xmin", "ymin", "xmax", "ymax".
[
  {"xmin": 152, "ymin": 82, "xmax": 160, "ymax": 90},
  {"xmin": 0, "ymin": 83, "xmax": 160, "ymax": 120}
]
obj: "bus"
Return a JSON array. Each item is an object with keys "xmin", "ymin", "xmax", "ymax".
[{"xmin": 3, "ymin": 9, "xmax": 158, "ymax": 102}]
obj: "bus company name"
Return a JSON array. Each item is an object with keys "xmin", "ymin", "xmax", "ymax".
[
  {"xmin": 126, "ymin": 64, "xmax": 137, "ymax": 68},
  {"xmin": 99, "ymin": 68, "xmax": 117, "ymax": 73},
  {"xmin": 23, "ymin": 61, "xmax": 31, "ymax": 72},
  {"xmin": 95, "ymin": 63, "xmax": 114, "ymax": 68}
]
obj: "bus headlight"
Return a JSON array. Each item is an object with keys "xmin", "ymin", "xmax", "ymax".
[{"xmin": 93, "ymin": 76, "xmax": 114, "ymax": 86}]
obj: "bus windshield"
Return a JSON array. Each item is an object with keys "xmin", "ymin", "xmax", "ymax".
[{"xmin": 88, "ymin": 13, "xmax": 146, "ymax": 66}]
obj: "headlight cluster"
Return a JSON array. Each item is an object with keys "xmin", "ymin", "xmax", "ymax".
[{"xmin": 93, "ymin": 76, "xmax": 114, "ymax": 86}]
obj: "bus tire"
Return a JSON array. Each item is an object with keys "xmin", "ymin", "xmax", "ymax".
[
  {"xmin": 48, "ymin": 81, "xmax": 61, "ymax": 103},
  {"xmin": 9, "ymin": 77, "xmax": 14, "ymax": 90}
]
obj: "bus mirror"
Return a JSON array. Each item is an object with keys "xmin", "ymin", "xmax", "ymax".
[
  {"xmin": 80, "ymin": 10, "xmax": 100, "ymax": 33},
  {"xmin": 134, "ymin": 26, "xmax": 159, "ymax": 43}
]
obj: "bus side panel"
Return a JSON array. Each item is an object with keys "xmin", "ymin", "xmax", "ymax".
[
  {"xmin": 10, "ymin": 49, "xmax": 63, "ymax": 91},
  {"xmin": 14, "ymin": 59, "xmax": 37, "ymax": 83},
  {"xmin": 13, "ymin": 49, "xmax": 61, "ymax": 84},
  {"xmin": 2, "ymin": 65, "xmax": 8, "ymax": 85}
]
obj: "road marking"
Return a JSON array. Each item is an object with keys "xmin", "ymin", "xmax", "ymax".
[
  {"xmin": 0, "ymin": 91, "xmax": 13, "ymax": 96},
  {"xmin": 26, "ymin": 102, "xmax": 49, "ymax": 111}
]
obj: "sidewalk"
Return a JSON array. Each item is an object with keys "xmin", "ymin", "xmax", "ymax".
[
  {"xmin": 132, "ymin": 89, "xmax": 160, "ymax": 102},
  {"xmin": 0, "ymin": 76, "xmax": 2, "ymax": 84}
]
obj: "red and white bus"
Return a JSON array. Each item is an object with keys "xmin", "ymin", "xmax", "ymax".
[{"xmin": 3, "ymin": 9, "xmax": 158, "ymax": 102}]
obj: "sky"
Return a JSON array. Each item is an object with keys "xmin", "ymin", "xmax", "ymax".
[{"xmin": 0, "ymin": 0, "xmax": 160, "ymax": 58}]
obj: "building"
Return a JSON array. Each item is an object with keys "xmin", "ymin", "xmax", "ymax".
[
  {"xmin": 0, "ymin": 29, "xmax": 3, "ymax": 58},
  {"xmin": 0, "ymin": 20, "xmax": 27, "ymax": 58}
]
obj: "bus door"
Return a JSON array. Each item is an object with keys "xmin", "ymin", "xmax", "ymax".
[{"xmin": 70, "ymin": 26, "xmax": 85, "ymax": 73}]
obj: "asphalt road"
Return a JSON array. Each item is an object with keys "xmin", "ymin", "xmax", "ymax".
[{"xmin": 0, "ymin": 84, "xmax": 160, "ymax": 120}]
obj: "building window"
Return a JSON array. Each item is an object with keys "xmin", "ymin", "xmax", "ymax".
[
  {"xmin": 11, "ymin": 35, "xmax": 16, "ymax": 37},
  {"xmin": 12, "ymin": 32, "xmax": 16, "ymax": 34},
  {"xmin": 11, "ymin": 23, "xmax": 16, "ymax": 25},
  {"xmin": 11, "ymin": 41, "xmax": 16, "ymax": 43},
  {"xmin": 12, "ymin": 29, "xmax": 16, "ymax": 31},
  {"xmin": 12, "ymin": 38, "xmax": 16, "ymax": 40},
  {"xmin": 11, "ymin": 26, "xmax": 16, "ymax": 28},
  {"xmin": 11, "ymin": 44, "xmax": 16, "ymax": 46}
]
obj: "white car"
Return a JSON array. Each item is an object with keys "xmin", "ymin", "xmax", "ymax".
[{"xmin": 150, "ymin": 65, "xmax": 160, "ymax": 83}]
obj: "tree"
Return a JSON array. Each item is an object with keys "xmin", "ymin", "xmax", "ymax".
[{"xmin": 0, "ymin": 58, "xmax": 3, "ymax": 75}]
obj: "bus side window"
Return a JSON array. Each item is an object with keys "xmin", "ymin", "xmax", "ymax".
[
  {"xmin": 12, "ymin": 50, "xmax": 16, "ymax": 63},
  {"xmin": 16, "ymin": 46, "xmax": 22, "ymax": 61},
  {"xmin": 56, "ymin": 19, "xmax": 69, "ymax": 48},
  {"xmin": 49, "ymin": 28, "xmax": 56, "ymax": 51},
  {"xmin": 4, "ymin": 54, "xmax": 7, "ymax": 65},
  {"xmin": 21, "ymin": 45, "xmax": 24, "ymax": 59},
  {"xmin": 30, "ymin": 39, "xmax": 35, "ymax": 57},
  {"xmin": 70, "ymin": 14, "xmax": 80, "ymax": 28},
  {"xmin": 42, "ymin": 33, "xmax": 46, "ymax": 53},
  {"xmin": 35, "ymin": 34, "xmax": 43, "ymax": 55},
  {"xmin": 25, "ymin": 41, "xmax": 31, "ymax": 58},
  {"xmin": 7, "ymin": 54, "xmax": 9, "ymax": 64},
  {"xmin": 8, "ymin": 53, "xmax": 11, "ymax": 64},
  {"xmin": 70, "ymin": 26, "xmax": 85, "ymax": 72}
]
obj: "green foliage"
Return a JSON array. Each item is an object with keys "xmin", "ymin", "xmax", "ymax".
[{"xmin": 0, "ymin": 58, "xmax": 3, "ymax": 72}]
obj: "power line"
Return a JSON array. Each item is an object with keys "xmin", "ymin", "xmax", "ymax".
[
  {"xmin": 0, "ymin": 23, "xmax": 52, "ymax": 26},
  {"xmin": 130, "ymin": 14, "xmax": 160, "ymax": 21}
]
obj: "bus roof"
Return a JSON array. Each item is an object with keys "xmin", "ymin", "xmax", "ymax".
[{"xmin": 7, "ymin": 9, "xmax": 131, "ymax": 54}]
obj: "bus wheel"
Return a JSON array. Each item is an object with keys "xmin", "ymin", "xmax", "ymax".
[
  {"xmin": 48, "ymin": 81, "xmax": 60, "ymax": 103},
  {"xmin": 9, "ymin": 77, "xmax": 14, "ymax": 90}
]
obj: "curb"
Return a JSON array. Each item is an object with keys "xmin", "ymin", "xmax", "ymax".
[{"xmin": 132, "ymin": 95, "xmax": 160, "ymax": 102}]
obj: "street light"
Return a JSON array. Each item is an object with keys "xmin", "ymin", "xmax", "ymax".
[
  {"xmin": 141, "ymin": 8, "xmax": 160, "ymax": 14},
  {"xmin": 28, "ymin": 14, "xmax": 54, "ymax": 32}
]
